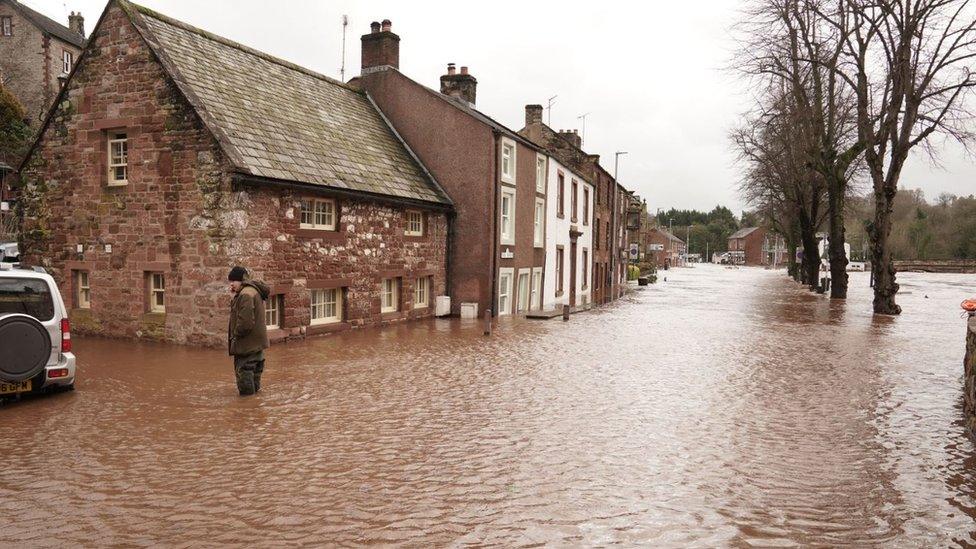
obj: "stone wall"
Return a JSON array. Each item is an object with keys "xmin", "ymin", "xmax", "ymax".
[
  {"xmin": 965, "ymin": 316, "xmax": 976, "ymax": 436},
  {"xmin": 19, "ymin": 3, "xmax": 234, "ymax": 345}
]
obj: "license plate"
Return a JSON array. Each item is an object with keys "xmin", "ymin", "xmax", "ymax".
[{"xmin": 0, "ymin": 380, "xmax": 31, "ymax": 395}]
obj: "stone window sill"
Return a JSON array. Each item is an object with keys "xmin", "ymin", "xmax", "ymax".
[
  {"xmin": 296, "ymin": 228, "xmax": 345, "ymax": 242},
  {"xmin": 307, "ymin": 321, "xmax": 349, "ymax": 336}
]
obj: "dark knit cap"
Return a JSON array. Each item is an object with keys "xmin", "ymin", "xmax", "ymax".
[{"xmin": 228, "ymin": 266, "xmax": 247, "ymax": 282}]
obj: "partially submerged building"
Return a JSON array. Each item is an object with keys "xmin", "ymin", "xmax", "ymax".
[
  {"xmin": 17, "ymin": 1, "xmax": 452, "ymax": 345},
  {"xmin": 358, "ymin": 24, "xmax": 547, "ymax": 317},
  {"xmin": 728, "ymin": 227, "xmax": 767, "ymax": 266}
]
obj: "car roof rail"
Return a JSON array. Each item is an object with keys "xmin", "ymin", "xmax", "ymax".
[{"xmin": 31, "ymin": 266, "xmax": 47, "ymax": 274}]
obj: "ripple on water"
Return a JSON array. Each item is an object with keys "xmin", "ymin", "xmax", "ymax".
[{"xmin": 0, "ymin": 266, "xmax": 974, "ymax": 546}]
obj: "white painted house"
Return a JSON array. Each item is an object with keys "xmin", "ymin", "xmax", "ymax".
[{"xmin": 542, "ymin": 155, "xmax": 594, "ymax": 311}]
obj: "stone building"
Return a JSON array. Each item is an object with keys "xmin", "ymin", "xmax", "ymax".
[
  {"xmin": 16, "ymin": 0, "xmax": 452, "ymax": 345},
  {"xmin": 518, "ymin": 105, "xmax": 630, "ymax": 305},
  {"xmin": 358, "ymin": 23, "xmax": 547, "ymax": 318},
  {"xmin": 728, "ymin": 227, "xmax": 767, "ymax": 266},
  {"xmin": 0, "ymin": 0, "xmax": 85, "ymax": 126}
]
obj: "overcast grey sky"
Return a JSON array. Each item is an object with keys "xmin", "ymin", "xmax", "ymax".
[{"xmin": 25, "ymin": 0, "xmax": 976, "ymax": 214}]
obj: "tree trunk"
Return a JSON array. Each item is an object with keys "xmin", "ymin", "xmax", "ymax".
[
  {"xmin": 870, "ymin": 185, "xmax": 901, "ymax": 315},
  {"xmin": 799, "ymin": 216, "xmax": 820, "ymax": 290},
  {"xmin": 827, "ymin": 177, "xmax": 849, "ymax": 299},
  {"xmin": 786, "ymin": 240, "xmax": 799, "ymax": 281}
]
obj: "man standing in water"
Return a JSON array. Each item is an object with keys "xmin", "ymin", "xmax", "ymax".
[{"xmin": 227, "ymin": 266, "xmax": 270, "ymax": 396}]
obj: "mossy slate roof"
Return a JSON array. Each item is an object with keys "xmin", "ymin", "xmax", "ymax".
[{"xmin": 125, "ymin": 2, "xmax": 449, "ymax": 205}]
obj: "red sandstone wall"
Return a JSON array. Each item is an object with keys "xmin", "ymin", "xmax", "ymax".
[{"xmin": 232, "ymin": 185, "xmax": 448, "ymax": 340}]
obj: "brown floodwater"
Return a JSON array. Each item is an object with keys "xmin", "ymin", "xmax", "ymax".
[{"xmin": 1, "ymin": 265, "xmax": 975, "ymax": 546}]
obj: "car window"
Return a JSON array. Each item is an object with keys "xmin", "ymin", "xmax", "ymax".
[{"xmin": 0, "ymin": 278, "xmax": 55, "ymax": 321}]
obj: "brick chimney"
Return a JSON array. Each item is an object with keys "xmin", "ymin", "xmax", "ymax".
[
  {"xmin": 361, "ymin": 19, "xmax": 399, "ymax": 73},
  {"xmin": 558, "ymin": 129, "xmax": 582, "ymax": 149},
  {"xmin": 440, "ymin": 64, "xmax": 477, "ymax": 105},
  {"xmin": 525, "ymin": 104, "xmax": 543, "ymax": 127},
  {"xmin": 68, "ymin": 11, "xmax": 85, "ymax": 38}
]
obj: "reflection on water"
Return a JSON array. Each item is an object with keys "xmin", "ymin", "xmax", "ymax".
[{"xmin": 1, "ymin": 266, "xmax": 974, "ymax": 546}]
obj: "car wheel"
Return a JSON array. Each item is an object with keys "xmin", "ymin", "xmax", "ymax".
[{"xmin": 0, "ymin": 314, "xmax": 52, "ymax": 382}]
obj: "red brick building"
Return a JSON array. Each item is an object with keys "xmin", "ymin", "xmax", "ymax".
[
  {"xmin": 728, "ymin": 227, "xmax": 767, "ymax": 266},
  {"xmin": 358, "ymin": 23, "xmax": 546, "ymax": 317},
  {"xmin": 517, "ymin": 105, "xmax": 630, "ymax": 305},
  {"xmin": 646, "ymin": 227, "xmax": 685, "ymax": 269},
  {"xmin": 16, "ymin": 1, "xmax": 452, "ymax": 345},
  {"xmin": 0, "ymin": 0, "xmax": 86, "ymax": 126}
]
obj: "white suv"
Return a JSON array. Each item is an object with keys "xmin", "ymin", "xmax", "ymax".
[{"xmin": 0, "ymin": 264, "xmax": 76, "ymax": 397}]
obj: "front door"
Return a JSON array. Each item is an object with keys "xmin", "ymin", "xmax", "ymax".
[{"xmin": 569, "ymin": 241, "xmax": 577, "ymax": 307}]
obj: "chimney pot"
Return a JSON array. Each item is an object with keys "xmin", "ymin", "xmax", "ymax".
[
  {"xmin": 525, "ymin": 104, "xmax": 543, "ymax": 127},
  {"xmin": 68, "ymin": 11, "xmax": 85, "ymax": 38},
  {"xmin": 362, "ymin": 19, "xmax": 400, "ymax": 72},
  {"xmin": 440, "ymin": 64, "xmax": 477, "ymax": 105}
]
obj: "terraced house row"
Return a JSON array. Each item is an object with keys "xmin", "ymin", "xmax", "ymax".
[{"xmin": 11, "ymin": 0, "xmax": 634, "ymax": 345}]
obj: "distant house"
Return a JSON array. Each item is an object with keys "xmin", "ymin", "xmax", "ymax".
[
  {"xmin": 0, "ymin": 0, "xmax": 86, "ymax": 125},
  {"xmin": 17, "ymin": 0, "xmax": 452, "ymax": 345},
  {"xmin": 727, "ymin": 227, "xmax": 767, "ymax": 266},
  {"xmin": 647, "ymin": 227, "xmax": 685, "ymax": 268}
]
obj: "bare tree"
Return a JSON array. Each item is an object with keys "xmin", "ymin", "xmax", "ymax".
[
  {"xmin": 737, "ymin": 0, "xmax": 865, "ymax": 298},
  {"xmin": 733, "ymin": 90, "xmax": 830, "ymax": 287},
  {"xmin": 822, "ymin": 0, "xmax": 976, "ymax": 314}
]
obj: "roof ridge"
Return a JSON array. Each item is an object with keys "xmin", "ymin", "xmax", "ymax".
[
  {"xmin": 118, "ymin": 0, "xmax": 358, "ymax": 93},
  {"xmin": 8, "ymin": 0, "xmax": 85, "ymax": 48}
]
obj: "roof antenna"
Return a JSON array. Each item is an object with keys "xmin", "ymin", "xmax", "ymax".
[
  {"xmin": 546, "ymin": 95, "xmax": 557, "ymax": 126},
  {"xmin": 577, "ymin": 112, "xmax": 590, "ymax": 146},
  {"xmin": 340, "ymin": 14, "xmax": 349, "ymax": 81}
]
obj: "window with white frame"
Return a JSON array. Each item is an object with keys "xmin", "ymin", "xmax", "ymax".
[
  {"xmin": 583, "ymin": 187, "xmax": 589, "ymax": 225},
  {"xmin": 300, "ymin": 198, "xmax": 336, "ymax": 230},
  {"xmin": 405, "ymin": 210, "xmax": 423, "ymax": 236},
  {"xmin": 516, "ymin": 270, "xmax": 530, "ymax": 313},
  {"xmin": 555, "ymin": 246, "xmax": 564, "ymax": 294},
  {"xmin": 265, "ymin": 294, "xmax": 283, "ymax": 328},
  {"xmin": 107, "ymin": 132, "xmax": 128, "ymax": 185},
  {"xmin": 62, "ymin": 50, "xmax": 73, "ymax": 73},
  {"xmin": 500, "ymin": 188, "xmax": 515, "ymax": 245},
  {"xmin": 582, "ymin": 249, "xmax": 589, "ymax": 289},
  {"xmin": 381, "ymin": 278, "xmax": 400, "ymax": 313},
  {"xmin": 148, "ymin": 273, "xmax": 165, "ymax": 313},
  {"xmin": 534, "ymin": 198, "xmax": 545, "ymax": 248},
  {"xmin": 1, "ymin": 17, "xmax": 11, "ymax": 36},
  {"xmin": 571, "ymin": 179, "xmax": 578, "ymax": 222},
  {"xmin": 557, "ymin": 173, "xmax": 565, "ymax": 217},
  {"xmin": 413, "ymin": 276, "xmax": 429, "ymax": 308},
  {"xmin": 535, "ymin": 155, "xmax": 546, "ymax": 193},
  {"xmin": 530, "ymin": 268, "xmax": 542, "ymax": 310},
  {"xmin": 311, "ymin": 288, "xmax": 342, "ymax": 324},
  {"xmin": 501, "ymin": 139, "xmax": 516, "ymax": 182},
  {"xmin": 498, "ymin": 269, "xmax": 513, "ymax": 315},
  {"xmin": 75, "ymin": 270, "xmax": 90, "ymax": 309}
]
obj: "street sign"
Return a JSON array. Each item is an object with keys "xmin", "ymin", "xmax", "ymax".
[{"xmin": 629, "ymin": 243, "xmax": 639, "ymax": 258}]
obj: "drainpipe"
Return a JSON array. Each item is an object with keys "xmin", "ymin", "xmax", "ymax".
[{"xmin": 490, "ymin": 131, "xmax": 500, "ymax": 317}]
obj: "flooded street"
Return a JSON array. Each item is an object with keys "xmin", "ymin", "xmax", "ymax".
[{"xmin": 1, "ymin": 265, "xmax": 974, "ymax": 546}]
